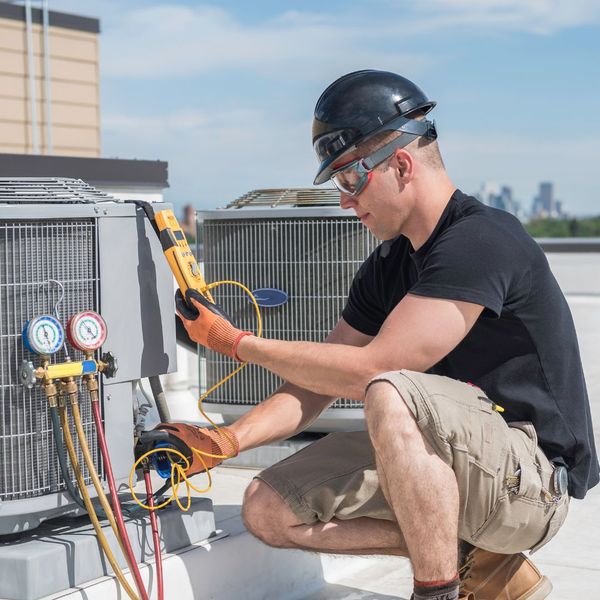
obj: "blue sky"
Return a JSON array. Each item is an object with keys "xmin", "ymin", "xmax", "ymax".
[{"xmin": 52, "ymin": 0, "xmax": 600, "ymax": 215}]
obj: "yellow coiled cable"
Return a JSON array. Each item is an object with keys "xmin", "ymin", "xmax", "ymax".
[{"xmin": 128, "ymin": 280, "xmax": 262, "ymax": 510}]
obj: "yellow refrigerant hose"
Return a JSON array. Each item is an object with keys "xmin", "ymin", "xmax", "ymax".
[
  {"xmin": 69, "ymin": 397, "xmax": 139, "ymax": 574},
  {"xmin": 58, "ymin": 402, "xmax": 140, "ymax": 600}
]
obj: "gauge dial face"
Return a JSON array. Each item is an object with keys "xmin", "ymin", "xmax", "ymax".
[
  {"xmin": 67, "ymin": 311, "xmax": 107, "ymax": 352},
  {"xmin": 25, "ymin": 315, "xmax": 65, "ymax": 355}
]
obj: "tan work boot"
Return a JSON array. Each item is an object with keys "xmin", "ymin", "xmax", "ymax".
[{"xmin": 459, "ymin": 547, "xmax": 552, "ymax": 599}]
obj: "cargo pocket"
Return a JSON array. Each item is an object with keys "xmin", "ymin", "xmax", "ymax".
[
  {"xmin": 470, "ymin": 460, "xmax": 550, "ymax": 554},
  {"xmin": 530, "ymin": 489, "xmax": 570, "ymax": 554},
  {"xmin": 463, "ymin": 396, "xmax": 507, "ymax": 477}
]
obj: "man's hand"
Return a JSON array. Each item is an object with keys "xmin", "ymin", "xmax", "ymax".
[
  {"xmin": 153, "ymin": 423, "xmax": 240, "ymax": 475},
  {"xmin": 175, "ymin": 288, "xmax": 252, "ymax": 360}
]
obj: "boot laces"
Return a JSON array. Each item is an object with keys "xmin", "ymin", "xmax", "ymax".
[{"xmin": 458, "ymin": 549, "xmax": 476, "ymax": 588}]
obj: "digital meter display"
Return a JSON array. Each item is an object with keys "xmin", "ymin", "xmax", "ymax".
[
  {"xmin": 67, "ymin": 311, "xmax": 107, "ymax": 352},
  {"xmin": 23, "ymin": 315, "xmax": 65, "ymax": 355}
]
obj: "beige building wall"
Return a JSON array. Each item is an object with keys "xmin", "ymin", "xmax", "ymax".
[{"xmin": 0, "ymin": 14, "xmax": 100, "ymax": 156}]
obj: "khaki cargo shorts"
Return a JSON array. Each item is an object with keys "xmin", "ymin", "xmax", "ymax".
[{"xmin": 257, "ymin": 370, "xmax": 570, "ymax": 554}]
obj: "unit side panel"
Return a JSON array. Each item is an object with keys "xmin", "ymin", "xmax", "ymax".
[
  {"xmin": 98, "ymin": 212, "xmax": 177, "ymax": 383},
  {"xmin": 100, "ymin": 380, "xmax": 135, "ymax": 483}
]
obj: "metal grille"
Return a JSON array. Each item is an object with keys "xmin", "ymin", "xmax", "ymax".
[
  {"xmin": 201, "ymin": 216, "xmax": 377, "ymax": 408},
  {"xmin": 0, "ymin": 220, "xmax": 102, "ymax": 501},
  {"xmin": 0, "ymin": 178, "xmax": 114, "ymax": 204}
]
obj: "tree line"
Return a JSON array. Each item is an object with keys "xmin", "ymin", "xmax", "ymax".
[{"xmin": 525, "ymin": 216, "xmax": 600, "ymax": 237}]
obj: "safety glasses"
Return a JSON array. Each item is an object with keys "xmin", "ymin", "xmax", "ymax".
[
  {"xmin": 330, "ymin": 158, "xmax": 374, "ymax": 197},
  {"xmin": 330, "ymin": 131, "xmax": 421, "ymax": 196}
]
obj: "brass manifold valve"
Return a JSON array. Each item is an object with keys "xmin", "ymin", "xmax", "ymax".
[{"xmin": 19, "ymin": 351, "xmax": 118, "ymax": 389}]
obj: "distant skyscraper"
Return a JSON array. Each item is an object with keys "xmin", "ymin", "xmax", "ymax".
[
  {"xmin": 531, "ymin": 182, "xmax": 564, "ymax": 219},
  {"xmin": 182, "ymin": 204, "xmax": 196, "ymax": 237},
  {"xmin": 499, "ymin": 185, "xmax": 514, "ymax": 213},
  {"xmin": 539, "ymin": 182, "xmax": 554, "ymax": 214},
  {"xmin": 478, "ymin": 182, "xmax": 500, "ymax": 205},
  {"xmin": 476, "ymin": 182, "xmax": 517, "ymax": 216}
]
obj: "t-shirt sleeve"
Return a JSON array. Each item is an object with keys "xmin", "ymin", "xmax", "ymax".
[
  {"xmin": 342, "ymin": 251, "xmax": 387, "ymax": 336},
  {"xmin": 409, "ymin": 218, "xmax": 520, "ymax": 317}
]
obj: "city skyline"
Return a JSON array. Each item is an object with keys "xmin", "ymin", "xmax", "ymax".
[{"xmin": 476, "ymin": 180, "xmax": 567, "ymax": 221}]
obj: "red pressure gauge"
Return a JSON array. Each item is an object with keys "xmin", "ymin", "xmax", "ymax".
[{"xmin": 66, "ymin": 311, "xmax": 108, "ymax": 352}]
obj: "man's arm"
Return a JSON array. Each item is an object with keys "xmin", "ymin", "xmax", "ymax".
[
  {"xmin": 236, "ymin": 293, "xmax": 484, "ymax": 400},
  {"xmin": 228, "ymin": 318, "xmax": 373, "ymax": 452}
]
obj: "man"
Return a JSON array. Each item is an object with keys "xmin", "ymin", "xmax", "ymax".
[{"xmin": 164, "ymin": 70, "xmax": 599, "ymax": 600}]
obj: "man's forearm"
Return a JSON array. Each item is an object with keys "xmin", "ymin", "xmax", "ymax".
[
  {"xmin": 228, "ymin": 382, "xmax": 335, "ymax": 451},
  {"xmin": 237, "ymin": 336, "xmax": 374, "ymax": 400}
]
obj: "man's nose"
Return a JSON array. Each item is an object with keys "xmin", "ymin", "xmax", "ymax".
[{"xmin": 339, "ymin": 192, "xmax": 356, "ymax": 210}]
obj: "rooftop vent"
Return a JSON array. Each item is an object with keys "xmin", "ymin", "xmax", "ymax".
[
  {"xmin": 225, "ymin": 187, "xmax": 341, "ymax": 209},
  {"xmin": 0, "ymin": 178, "xmax": 114, "ymax": 203}
]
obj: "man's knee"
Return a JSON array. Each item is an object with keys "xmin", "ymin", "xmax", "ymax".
[
  {"xmin": 364, "ymin": 376, "xmax": 417, "ymax": 438},
  {"xmin": 242, "ymin": 478, "xmax": 297, "ymax": 548}
]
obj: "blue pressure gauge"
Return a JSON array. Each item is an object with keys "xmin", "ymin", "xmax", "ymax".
[{"xmin": 22, "ymin": 315, "xmax": 65, "ymax": 355}]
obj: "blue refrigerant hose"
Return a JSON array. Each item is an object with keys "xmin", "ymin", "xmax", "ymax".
[{"xmin": 49, "ymin": 404, "xmax": 87, "ymax": 510}]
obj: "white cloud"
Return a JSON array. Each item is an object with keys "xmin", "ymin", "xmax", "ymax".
[
  {"xmin": 406, "ymin": 0, "xmax": 600, "ymax": 35},
  {"xmin": 51, "ymin": 1, "xmax": 600, "ymax": 80},
  {"xmin": 104, "ymin": 109, "xmax": 212, "ymax": 137},
  {"xmin": 102, "ymin": 106, "xmax": 318, "ymax": 207},
  {"xmin": 98, "ymin": 4, "xmax": 429, "ymax": 79}
]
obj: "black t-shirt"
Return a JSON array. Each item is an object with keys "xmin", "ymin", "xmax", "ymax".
[{"xmin": 343, "ymin": 189, "xmax": 599, "ymax": 499}]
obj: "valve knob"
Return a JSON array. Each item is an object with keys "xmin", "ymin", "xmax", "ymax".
[
  {"xmin": 100, "ymin": 351, "xmax": 118, "ymax": 379},
  {"xmin": 19, "ymin": 360, "xmax": 36, "ymax": 389}
]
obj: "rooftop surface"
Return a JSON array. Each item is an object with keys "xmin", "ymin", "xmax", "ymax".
[{"xmin": 42, "ymin": 252, "xmax": 600, "ymax": 599}]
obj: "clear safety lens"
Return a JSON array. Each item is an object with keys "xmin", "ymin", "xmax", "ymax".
[{"xmin": 330, "ymin": 160, "xmax": 370, "ymax": 196}]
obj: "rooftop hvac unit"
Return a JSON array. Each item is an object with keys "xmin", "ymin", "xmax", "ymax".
[
  {"xmin": 198, "ymin": 188, "xmax": 378, "ymax": 432},
  {"xmin": 0, "ymin": 178, "xmax": 176, "ymax": 535}
]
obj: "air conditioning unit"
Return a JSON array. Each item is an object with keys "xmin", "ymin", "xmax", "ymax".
[
  {"xmin": 197, "ymin": 188, "xmax": 378, "ymax": 432},
  {"xmin": 0, "ymin": 178, "xmax": 176, "ymax": 535}
]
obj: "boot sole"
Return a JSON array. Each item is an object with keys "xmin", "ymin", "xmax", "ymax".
[{"xmin": 516, "ymin": 575, "xmax": 553, "ymax": 600}]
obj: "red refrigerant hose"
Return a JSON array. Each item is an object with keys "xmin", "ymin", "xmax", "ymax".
[
  {"xmin": 91, "ymin": 397, "xmax": 150, "ymax": 600},
  {"xmin": 144, "ymin": 467, "xmax": 164, "ymax": 600}
]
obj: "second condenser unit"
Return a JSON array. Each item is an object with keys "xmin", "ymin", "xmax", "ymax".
[{"xmin": 198, "ymin": 188, "xmax": 378, "ymax": 431}]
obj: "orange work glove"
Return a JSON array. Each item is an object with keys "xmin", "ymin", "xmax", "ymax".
[
  {"xmin": 154, "ymin": 423, "xmax": 240, "ymax": 476},
  {"xmin": 175, "ymin": 289, "xmax": 252, "ymax": 360}
]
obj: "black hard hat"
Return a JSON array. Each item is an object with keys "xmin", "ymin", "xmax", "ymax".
[{"xmin": 312, "ymin": 70, "xmax": 437, "ymax": 185}]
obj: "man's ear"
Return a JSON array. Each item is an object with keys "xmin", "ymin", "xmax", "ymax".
[{"xmin": 392, "ymin": 148, "xmax": 413, "ymax": 180}]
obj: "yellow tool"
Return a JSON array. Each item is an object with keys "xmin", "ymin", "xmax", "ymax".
[{"xmin": 152, "ymin": 207, "xmax": 215, "ymax": 303}]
